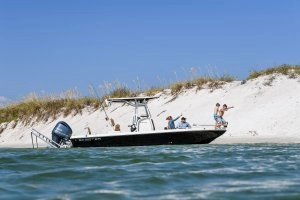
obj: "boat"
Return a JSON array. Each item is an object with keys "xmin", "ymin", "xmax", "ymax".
[
  {"xmin": 70, "ymin": 97, "xmax": 226, "ymax": 147},
  {"xmin": 31, "ymin": 96, "xmax": 226, "ymax": 148}
]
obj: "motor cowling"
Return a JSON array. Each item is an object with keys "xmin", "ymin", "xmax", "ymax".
[{"xmin": 52, "ymin": 121, "xmax": 72, "ymax": 146}]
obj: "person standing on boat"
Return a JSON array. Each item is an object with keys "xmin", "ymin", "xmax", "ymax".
[
  {"xmin": 176, "ymin": 117, "xmax": 191, "ymax": 129},
  {"xmin": 214, "ymin": 103, "xmax": 221, "ymax": 129},
  {"xmin": 217, "ymin": 104, "xmax": 234, "ymax": 128},
  {"xmin": 166, "ymin": 114, "xmax": 182, "ymax": 129}
]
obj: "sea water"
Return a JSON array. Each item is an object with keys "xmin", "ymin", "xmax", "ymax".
[{"xmin": 1, "ymin": 144, "xmax": 300, "ymax": 199}]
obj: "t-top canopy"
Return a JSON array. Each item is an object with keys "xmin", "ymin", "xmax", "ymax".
[{"xmin": 108, "ymin": 96, "xmax": 158, "ymax": 104}]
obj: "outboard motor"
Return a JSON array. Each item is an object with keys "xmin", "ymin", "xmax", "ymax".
[{"xmin": 52, "ymin": 121, "xmax": 72, "ymax": 147}]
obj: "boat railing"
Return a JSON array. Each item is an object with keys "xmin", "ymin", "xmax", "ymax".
[
  {"xmin": 30, "ymin": 129, "xmax": 61, "ymax": 149},
  {"xmin": 192, "ymin": 124, "xmax": 227, "ymax": 130}
]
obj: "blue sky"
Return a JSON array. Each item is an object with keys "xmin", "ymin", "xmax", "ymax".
[{"xmin": 0, "ymin": 0, "xmax": 299, "ymax": 101}]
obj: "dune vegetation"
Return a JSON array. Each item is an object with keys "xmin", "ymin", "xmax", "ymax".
[
  {"xmin": 0, "ymin": 64, "xmax": 299, "ymax": 127},
  {"xmin": 247, "ymin": 64, "xmax": 300, "ymax": 80}
]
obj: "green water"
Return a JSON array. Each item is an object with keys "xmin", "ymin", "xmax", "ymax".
[{"xmin": 1, "ymin": 144, "xmax": 300, "ymax": 199}]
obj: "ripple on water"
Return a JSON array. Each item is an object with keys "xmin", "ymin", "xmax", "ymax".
[{"xmin": 1, "ymin": 144, "xmax": 300, "ymax": 199}]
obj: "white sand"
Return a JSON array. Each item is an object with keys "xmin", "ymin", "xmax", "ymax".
[{"xmin": 1, "ymin": 74, "xmax": 300, "ymax": 148}]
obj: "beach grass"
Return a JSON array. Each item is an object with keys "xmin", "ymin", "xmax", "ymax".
[
  {"xmin": 169, "ymin": 74, "xmax": 235, "ymax": 94},
  {"xmin": 0, "ymin": 64, "xmax": 299, "ymax": 126},
  {"xmin": 0, "ymin": 98, "xmax": 98, "ymax": 125},
  {"xmin": 247, "ymin": 64, "xmax": 300, "ymax": 80},
  {"xmin": 0, "ymin": 88, "xmax": 136, "ymax": 125}
]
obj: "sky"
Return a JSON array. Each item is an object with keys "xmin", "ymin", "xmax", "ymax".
[{"xmin": 0, "ymin": 0, "xmax": 299, "ymax": 102}]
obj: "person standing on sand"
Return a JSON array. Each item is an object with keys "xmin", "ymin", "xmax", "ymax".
[
  {"xmin": 217, "ymin": 104, "xmax": 234, "ymax": 128},
  {"xmin": 214, "ymin": 103, "xmax": 220, "ymax": 129},
  {"xmin": 166, "ymin": 114, "xmax": 182, "ymax": 129}
]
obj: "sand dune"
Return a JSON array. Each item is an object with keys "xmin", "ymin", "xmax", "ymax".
[{"xmin": 1, "ymin": 74, "xmax": 299, "ymax": 148}]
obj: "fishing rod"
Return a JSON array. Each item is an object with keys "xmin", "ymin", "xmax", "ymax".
[
  {"xmin": 92, "ymin": 85, "xmax": 115, "ymax": 128},
  {"xmin": 101, "ymin": 100, "xmax": 115, "ymax": 127}
]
